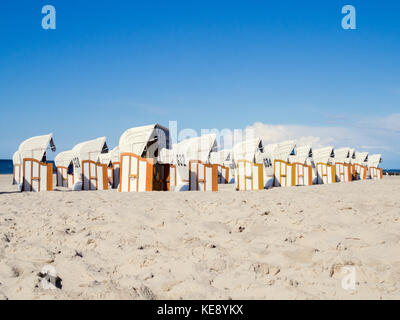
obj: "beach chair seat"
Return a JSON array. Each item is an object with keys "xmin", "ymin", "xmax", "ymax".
[
  {"xmin": 22, "ymin": 158, "xmax": 53, "ymax": 192},
  {"xmin": 293, "ymin": 162, "xmax": 313, "ymax": 186},
  {"xmin": 335, "ymin": 162, "xmax": 352, "ymax": 182},
  {"xmin": 236, "ymin": 160, "xmax": 264, "ymax": 191},
  {"xmin": 352, "ymin": 164, "xmax": 367, "ymax": 180},
  {"xmin": 56, "ymin": 166, "xmax": 69, "ymax": 187},
  {"xmin": 119, "ymin": 153, "xmax": 153, "ymax": 192},
  {"xmin": 316, "ymin": 162, "xmax": 336, "ymax": 184},
  {"xmin": 274, "ymin": 160, "xmax": 295, "ymax": 187},
  {"xmin": 103, "ymin": 162, "xmax": 120, "ymax": 189},
  {"xmin": 152, "ymin": 163, "xmax": 172, "ymax": 191},
  {"xmin": 369, "ymin": 167, "xmax": 383, "ymax": 180},
  {"xmin": 189, "ymin": 160, "xmax": 218, "ymax": 192},
  {"xmin": 81, "ymin": 160, "xmax": 109, "ymax": 191}
]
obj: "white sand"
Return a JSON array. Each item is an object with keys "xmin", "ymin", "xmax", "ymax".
[{"xmin": 0, "ymin": 174, "xmax": 399, "ymax": 300}]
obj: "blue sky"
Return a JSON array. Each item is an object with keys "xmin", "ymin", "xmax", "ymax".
[{"xmin": 0, "ymin": 1, "xmax": 399, "ymax": 167}]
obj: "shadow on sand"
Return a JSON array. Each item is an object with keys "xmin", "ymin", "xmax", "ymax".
[{"xmin": 0, "ymin": 191, "xmax": 22, "ymax": 195}]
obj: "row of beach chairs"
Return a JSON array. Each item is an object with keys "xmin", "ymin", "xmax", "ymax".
[{"xmin": 12, "ymin": 124, "xmax": 383, "ymax": 193}]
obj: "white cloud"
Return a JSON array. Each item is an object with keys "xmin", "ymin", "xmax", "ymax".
[
  {"xmin": 358, "ymin": 113, "xmax": 400, "ymax": 134},
  {"xmin": 245, "ymin": 113, "xmax": 400, "ymax": 166}
]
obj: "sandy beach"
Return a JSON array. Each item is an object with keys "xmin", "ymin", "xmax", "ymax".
[{"xmin": 0, "ymin": 174, "xmax": 399, "ymax": 300}]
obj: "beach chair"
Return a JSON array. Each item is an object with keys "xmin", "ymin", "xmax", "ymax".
[
  {"xmin": 22, "ymin": 159, "xmax": 53, "ymax": 192},
  {"xmin": 367, "ymin": 154, "xmax": 383, "ymax": 180},
  {"xmin": 236, "ymin": 160, "xmax": 264, "ymax": 191},
  {"xmin": 56, "ymin": 166, "xmax": 68, "ymax": 187},
  {"xmin": 119, "ymin": 152, "xmax": 154, "ymax": 192},
  {"xmin": 119, "ymin": 124, "xmax": 173, "ymax": 191},
  {"xmin": 209, "ymin": 149, "xmax": 235, "ymax": 184},
  {"xmin": 17, "ymin": 133, "xmax": 56, "ymax": 192},
  {"xmin": 292, "ymin": 162, "xmax": 313, "ymax": 186},
  {"xmin": 352, "ymin": 164, "xmax": 367, "ymax": 180},
  {"xmin": 81, "ymin": 160, "xmax": 109, "ymax": 191},
  {"xmin": 152, "ymin": 163, "xmax": 172, "ymax": 191},
  {"xmin": 369, "ymin": 167, "xmax": 383, "ymax": 180},
  {"xmin": 98, "ymin": 147, "xmax": 121, "ymax": 189},
  {"xmin": 316, "ymin": 162, "xmax": 336, "ymax": 184},
  {"xmin": 158, "ymin": 134, "xmax": 218, "ymax": 191},
  {"xmin": 69, "ymin": 137, "xmax": 109, "ymax": 191},
  {"xmin": 189, "ymin": 160, "xmax": 218, "ymax": 192},
  {"xmin": 55, "ymin": 150, "xmax": 74, "ymax": 188},
  {"xmin": 258, "ymin": 140, "xmax": 297, "ymax": 189},
  {"xmin": 335, "ymin": 162, "xmax": 352, "ymax": 182},
  {"xmin": 274, "ymin": 160, "xmax": 296, "ymax": 187}
]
